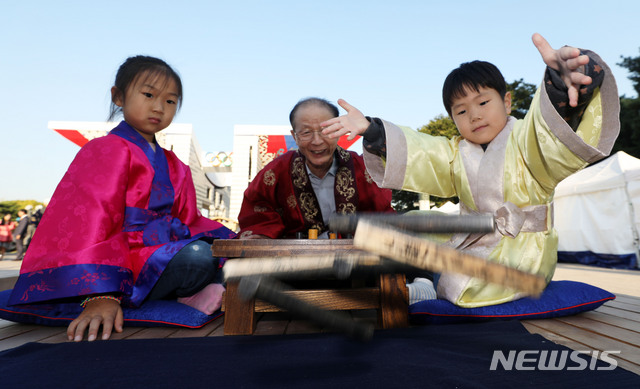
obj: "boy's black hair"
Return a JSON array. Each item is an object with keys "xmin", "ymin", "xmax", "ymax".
[
  {"xmin": 108, "ymin": 56, "xmax": 183, "ymax": 121},
  {"xmin": 289, "ymin": 97, "xmax": 339, "ymax": 129},
  {"xmin": 442, "ymin": 60, "xmax": 507, "ymax": 117}
]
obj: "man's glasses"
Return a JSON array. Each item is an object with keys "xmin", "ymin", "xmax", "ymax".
[{"xmin": 294, "ymin": 129, "xmax": 330, "ymax": 142}]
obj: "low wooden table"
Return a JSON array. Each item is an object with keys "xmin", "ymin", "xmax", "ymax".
[{"xmin": 214, "ymin": 239, "xmax": 408, "ymax": 335}]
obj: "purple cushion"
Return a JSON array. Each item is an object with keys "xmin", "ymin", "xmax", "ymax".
[
  {"xmin": 409, "ymin": 280, "xmax": 615, "ymax": 324},
  {"xmin": 0, "ymin": 289, "xmax": 221, "ymax": 328}
]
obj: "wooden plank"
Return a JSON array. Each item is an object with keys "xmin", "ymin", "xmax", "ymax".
[
  {"xmin": 235, "ymin": 276, "xmax": 374, "ymax": 341},
  {"xmin": 523, "ymin": 321, "xmax": 594, "ymax": 350},
  {"xmin": 525, "ymin": 318, "xmax": 640, "ymax": 366},
  {"xmin": 0, "ymin": 326, "xmax": 64, "ymax": 351},
  {"xmin": 604, "ymin": 300, "xmax": 640, "ymax": 312},
  {"xmin": 597, "ymin": 305, "xmax": 640, "ymax": 322},
  {"xmin": 328, "ymin": 214, "xmax": 495, "ymax": 234},
  {"xmin": 354, "ymin": 220, "xmax": 546, "ymax": 296},
  {"xmin": 253, "ymin": 288, "xmax": 380, "ymax": 312},
  {"xmin": 554, "ymin": 315, "xmax": 640, "ymax": 348},
  {"xmin": 125, "ymin": 327, "xmax": 179, "ymax": 340},
  {"xmin": 285, "ymin": 319, "xmax": 322, "ymax": 335},
  {"xmin": 522, "ymin": 321, "xmax": 640, "ymax": 375},
  {"xmin": 223, "ymin": 281, "xmax": 256, "ymax": 335},
  {"xmin": 377, "ymin": 273, "xmax": 408, "ymax": 329},
  {"xmin": 168, "ymin": 317, "xmax": 225, "ymax": 338},
  {"xmin": 207, "ymin": 319, "xmax": 228, "ymax": 337},
  {"xmin": 222, "ymin": 252, "xmax": 380, "ymax": 280},
  {"xmin": 0, "ymin": 319, "xmax": 17, "ymax": 329},
  {"xmin": 579, "ymin": 311, "xmax": 640, "ymax": 333},
  {"xmin": 614, "ymin": 294, "xmax": 640, "ymax": 307},
  {"xmin": 253, "ymin": 312, "xmax": 289, "ymax": 336},
  {"xmin": 0, "ymin": 323, "xmax": 40, "ymax": 340},
  {"xmin": 38, "ymin": 330, "xmax": 71, "ymax": 344},
  {"xmin": 351, "ymin": 309, "xmax": 378, "ymax": 323},
  {"xmin": 37, "ymin": 326, "xmax": 166, "ymax": 343},
  {"xmin": 213, "ymin": 239, "xmax": 356, "ymax": 258},
  {"xmin": 109, "ymin": 327, "xmax": 146, "ymax": 340},
  {"xmin": 0, "ymin": 275, "xmax": 17, "ymax": 291}
]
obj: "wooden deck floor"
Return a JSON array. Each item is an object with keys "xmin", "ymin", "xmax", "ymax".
[
  {"xmin": 1, "ymin": 260, "xmax": 638, "ymax": 376},
  {"xmin": 522, "ymin": 294, "xmax": 640, "ymax": 375},
  {"xmin": 1, "ymin": 296, "xmax": 638, "ymax": 375}
]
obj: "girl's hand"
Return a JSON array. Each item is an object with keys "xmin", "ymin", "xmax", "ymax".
[
  {"xmin": 532, "ymin": 33, "xmax": 592, "ymax": 107},
  {"xmin": 67, "ymin": 299, "xmax": 124, "ymax": 342},
  {"xmin": 320, "ymin": 99, "xmax": 370, "ymax": 141}
]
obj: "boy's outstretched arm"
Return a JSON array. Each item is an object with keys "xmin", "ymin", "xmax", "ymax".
[
  {"xmin": 532, "ymin": 33, "xmax": 592, "ymax": 107},
  {"xmin": 321, "ymin": 99, "xmax": 370, "ymax": 141}
]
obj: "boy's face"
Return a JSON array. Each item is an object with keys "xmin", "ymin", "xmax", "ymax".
[{"xmin": 450, "ymin": 86, "xmax": 511, "ymax": 145}]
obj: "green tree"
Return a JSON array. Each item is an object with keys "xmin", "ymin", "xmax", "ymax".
[
  {"xmin": 507, "ymin": 79, "xmax": 536, "ymax": 119},
  {"xmin": 391, "ymin": 189, "xmax": 419, "ymax": 213},
  {"xmin": 614, "ymin": 51, "xmax": 640, "ymax": 158},
  {"xmin": 0, "ymin": 200, "xmax": 45, "ymax": 218},
  {"xmin": 619, "ymin": 53, "xmax": 640, "ymax": 96},
  {"xmin": 417, "ymin": 114, "xmax": 458, "ymax": 138}
]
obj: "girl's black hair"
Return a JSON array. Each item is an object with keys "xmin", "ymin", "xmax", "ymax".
[
  {"xmin": 289, "ymin": 97, "xmax": 339, "ymax": 129},
  {"xmin": 108, "ymin": 56, "xmax": 183, "ymax": 121},
  {"xmin": 442, "ymin": 60, "xmax": 507, "ymax": 117}
]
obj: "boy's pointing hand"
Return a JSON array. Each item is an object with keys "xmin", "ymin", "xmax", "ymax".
[
  {"xmin": 532, "ymin": 33, "xmax": 592, "ymax": 107},
  {"xmin": 321, "ymin": 99, "xmax": 370, "ymax": 141}
]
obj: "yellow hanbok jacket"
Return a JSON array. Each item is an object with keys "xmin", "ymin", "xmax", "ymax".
[{"xmin": 363, "ymin": 52, "xmax": 620, "ymax": 307}]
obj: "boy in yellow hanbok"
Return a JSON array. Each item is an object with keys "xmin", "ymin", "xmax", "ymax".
[{"xmin": 321, "ymin": 34, "xmax": 620, "ymax": 307}]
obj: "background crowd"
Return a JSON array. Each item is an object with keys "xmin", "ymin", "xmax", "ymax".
[{"xmin": 0, "ymin": 206, "xmax": 43, "ymax": 261}]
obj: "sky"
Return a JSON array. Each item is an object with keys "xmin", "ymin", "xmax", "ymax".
[{"xmin": 1, "ymin": 0, "xmax": 639, "ymax": 202}]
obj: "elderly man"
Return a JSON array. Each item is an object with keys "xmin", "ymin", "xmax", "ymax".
[{"xmin": 238, "ymin": 98, "xmax": 394, "ymax": 239}]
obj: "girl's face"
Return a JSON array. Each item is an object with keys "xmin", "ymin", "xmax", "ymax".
[{"xmin": 112, "ymin": 72, "xmax": 179, "ymax": 143}]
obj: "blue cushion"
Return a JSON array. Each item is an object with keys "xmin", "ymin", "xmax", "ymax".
[
  {"xmin": 0, "ymin": 289, "xmax": 222, "ymax": 328},
  {"xmin": 409, "ymin": 280, "xmax": 615, "ymax": 325}
]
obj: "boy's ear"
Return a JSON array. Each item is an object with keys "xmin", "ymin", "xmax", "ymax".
[
  {"xmin": 111, "ymin": 86, "xmax": 123, "ymax": 107},
  {"xmin": 504, "ymin": 91, "xmax": 512, "ymax": 115}
]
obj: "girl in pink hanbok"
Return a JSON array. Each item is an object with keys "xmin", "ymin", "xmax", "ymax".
[{"xmin": 9, "ymin": 56, "xmax": 235, "ymax": 341}]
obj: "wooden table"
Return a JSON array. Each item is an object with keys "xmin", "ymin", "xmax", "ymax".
[{"xmin": 213, "ymin": 239, "xmax": 408, "ymax": 335}]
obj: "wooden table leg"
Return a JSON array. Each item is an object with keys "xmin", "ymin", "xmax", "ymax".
[
  {"xmin": 378, "ymin": 273, "xmax": 408, "ymax": 329},
  {"xmin": 223, "ymin": 280, "xmax": 257, "ymax": 335}
]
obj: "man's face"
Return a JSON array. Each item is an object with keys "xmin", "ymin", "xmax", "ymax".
[{"xmin": 291, "ymin": 104, "xmax": 339, "ymax": 178}]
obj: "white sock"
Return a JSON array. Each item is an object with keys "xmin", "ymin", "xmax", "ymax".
[{"xmin": 407, "ymin": 277, "xmax": 437, "ymax": 304}]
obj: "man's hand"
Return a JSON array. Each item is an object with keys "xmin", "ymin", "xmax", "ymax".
[
  {"xmin": 532, "ymin": 33, "xmax": 592, "ymax": 107},
  {"xmin": 240, "ymin": 234, "xmax": 270, "ymax": 240}
]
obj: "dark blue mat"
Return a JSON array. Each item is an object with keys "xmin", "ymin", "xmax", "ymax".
[{"xmin": 0, "ymin": 320, "xmax": 637, "ymax": 388}]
